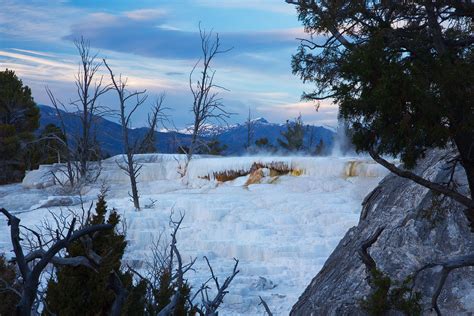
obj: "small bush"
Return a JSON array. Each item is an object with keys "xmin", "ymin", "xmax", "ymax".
[
  {"xmin": 45, "ymin": 192, "xmax": 145, "ymax": 315},
  {"xmin": 0, "ymin": 254, "xmax": 20, "ymax": 315},
  {"xmin": 361, "ymin": 269, "xmax": 421, "ymax": 316}
]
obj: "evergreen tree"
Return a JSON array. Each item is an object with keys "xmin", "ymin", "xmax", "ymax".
[
  {"xmin": 290, "ymin": 1, "xmax": 474, "ymax": 209},
  {"xmin": 278, "ymin": 115, "xmax": 305, "ymax": 152},
  {"xmin": 25, "ymin": 123, "xmax": 67, "ymax": 170},
  {"xmin": 200, "ymin": 138, "xmax": 227, "ymax": 155},
  {"xmin": 144, "ymin": 267, "xmax": 193, "ymax": 315},
  {"xmin": 0, "ymin": 69, "xmax": 39, "ymax": 183},
  {"xmin": 255, "ymin": 137, "xmax": 276, "ymax": 153},
  {"xmin": 0, "ymin": 125, "xmax": 22, "ymax": 181},
  {"xmin": 39, "ymin": 123, "xmax": 67, "ymax": 164},
  {"xmin": 0, "ymin": 255, "xmax": 20, "ymax": 315},
  {"xmin": 255, "ymin": 137, "xmax": 269, "ymax": 148},
  {"xmin": 314, "ymin": 139, "xmax": 325, "ymax": 156},
  {"xmin": 138, "ymin": 131, "xmax": 157, "ymax": 154},
  {"xmin": 45, "ymin": 192, "xmax": 145, "ymax": 315}
]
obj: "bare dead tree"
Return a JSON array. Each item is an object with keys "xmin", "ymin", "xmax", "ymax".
[
  {"xmin": 138, "ymin": 93, "xmax": 169, "ymax": 154},
  {"xmin": 127, "ymin": 212, "xmax": 196, "ymax": 314},
  {"xmin": 46, "ymin": 87, "xmax": 79, "ymax": 189},
  {"xmin": 104, "ymin": 59, "xmax": 147, "ymax": 210},
  {"xmin": 127, "ymin": 211, "xmax": 240, "ymax": 315},
  {"xmin": 43, "ymin": 38, "xmax": 109, "ymax": 191},
  {"xmin": 73, "ymin": 37, "xmax": 110, "ymax": 179},
  {"xmin": 0, "ymin": 208, "xmax": 112, "ymax": 316},
  {"xmin": 182, "ymin": 24, "xmax": 233, "ymax": 175},
  {"xmin": 157, "ymin": 213, "xmax": 197, "ymax": 315},
  {"xmin": 197, "ymin": 256, "xmax": 240, "ymax": 315},
  {"xmin": 245, "ymin": 107, "xmax": 254, "ymax": 151}
]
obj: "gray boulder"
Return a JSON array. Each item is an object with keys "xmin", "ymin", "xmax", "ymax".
[{"xmin": 292, "ymin": 149, "xmax": 474, "ymax": 315}]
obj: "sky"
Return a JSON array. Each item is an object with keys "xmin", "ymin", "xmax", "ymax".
[{"xmin": 0, "ymin": 0, "xmax": 338, "ymax": 128}]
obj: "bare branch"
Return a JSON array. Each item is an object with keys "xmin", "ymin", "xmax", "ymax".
[
  {"xmin": 185, "ymin": 24, "xmax": 233, "ymax": 171},
  {"xmin": 259, "ymin": 296, "xmax": 274, "ymax": 316},
  {"xmin": 109, "ymin": 271, "xmax": 129, "ymax": 316},
  {"xmin": 138, "ymin": 94, "xmax": 170, "ymax": 154},
  {"xmin": 0, "ymin": 207, "xmax": 113, "ymax": 314},
  {"xmin": 201, "ymin": 256, "xmax": 240, "ymax": 314},
  {"xmin": 104, "ymin": 59, "xmax": 145, "ymax": 209},
  {"xmin": 358, "ymin": 227, "xmax": 385, "ymax": 272},
  {"xmin": 413, "ymin": 253, "xmax": 474, "ymax": 315},
  {"xmin": 368, "ymin": 150, "xmax": 474, "ymax": 223}
]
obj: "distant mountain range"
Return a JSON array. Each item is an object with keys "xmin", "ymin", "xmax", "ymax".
[
  {"xmin": 207, "ymin": 117, "xmax": 335, "ymax": 154},
  {"xmin": 38, "ymin": 105, "xmax": 191, "ymax": 156},
  {"xmin": 38, "ymin": 105, "xmax": 335, "ymax": 156}
]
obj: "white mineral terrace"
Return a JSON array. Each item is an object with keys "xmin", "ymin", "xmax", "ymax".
[{"xmin": 0, "ymin": 154, "xmax": 389, "ymax": 315}]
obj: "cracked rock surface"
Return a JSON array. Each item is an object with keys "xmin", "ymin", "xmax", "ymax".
[{"xmin": 291, "ymin": 149, "xmax": 474, "ymax": 315}]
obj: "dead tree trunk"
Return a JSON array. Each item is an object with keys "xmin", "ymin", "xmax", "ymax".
[
  {"xmin": 138, "ymin": 94, "xmax": 168, "ymax": 154},
  {"xmin": 0, "ymin": 208, "xmax": 112, "ymax": 316},
  {"xmin": 46, "ymin": 87, "xmax": 78, "ymax": 189},
  {"xmin": 73, "ymin": 37, "xmax": 110, "ymax": 180},
  {"xmin": 44, "ymin": 38, "xmax": 109, "ymax": 188},
  {"xmin": 109, "ymin": 272, "xmax": 129, "ymax": 316},
  {"xmin": 104, "ymin": 60, "xmax": 147, "ymax": 210},
  {"xmin": 184, "ymin": 24, "xmax": 232, "ymax": 174},
  {"xmin": 127, "ymin": 212, "xmax": 240, "ymax": 315},
  {"xmin": 369, "ymin": 150, "xmax": 474, "ymax": 205}
]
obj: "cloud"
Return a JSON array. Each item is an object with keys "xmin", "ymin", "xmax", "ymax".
[
  {"xmin": 1, "ymin": 45, "xmax": 339, "ymax": 127},
  {"xmin": 0, "ymin": 48, "xmax": 186, "ymax": 109},
  {"xmin": 124, "ymin": 8, "xmax": 167, "ymax": 21},
  {"xmin": 195, "ymin": 0, "xmax": 296, "ymax": 15},
  {"xmin": 11, "ymin": 49, "xmax": 58, "ymax": 58},
  {"xmin": 0, "ymin": 50, "xmax": 77, "ymax": 86},
  {"xmin": 0, "ymin": 50, "xmax": 73, "ymax": 71},
  {"xmin": 0, "ymin": 0, "xmax": 82, "ymax": 42},
  {"xmin": 166, "ymin": 72, "xmax": 185, "ymax": 76},
  {"xmin": 0, "ymin": 1, "xmax": 337, "ymax": 128},
  {"xmin": 64, "ymin": 11, "xmax": 304, "ymax": 60}
]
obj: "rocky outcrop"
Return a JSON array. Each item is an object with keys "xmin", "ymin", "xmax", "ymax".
[
  {"xmin": 245, "ymin": 167, "xmax": 265, "ymax": 186},
  {"xmin": 292, "ymin": 150, "xmax": 474, "ymax": 315}
]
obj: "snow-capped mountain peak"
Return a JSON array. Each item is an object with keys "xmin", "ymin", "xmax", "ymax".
[{"xmin": 251, "ymin": 117, "xmax": 269, "ymax": 124}]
